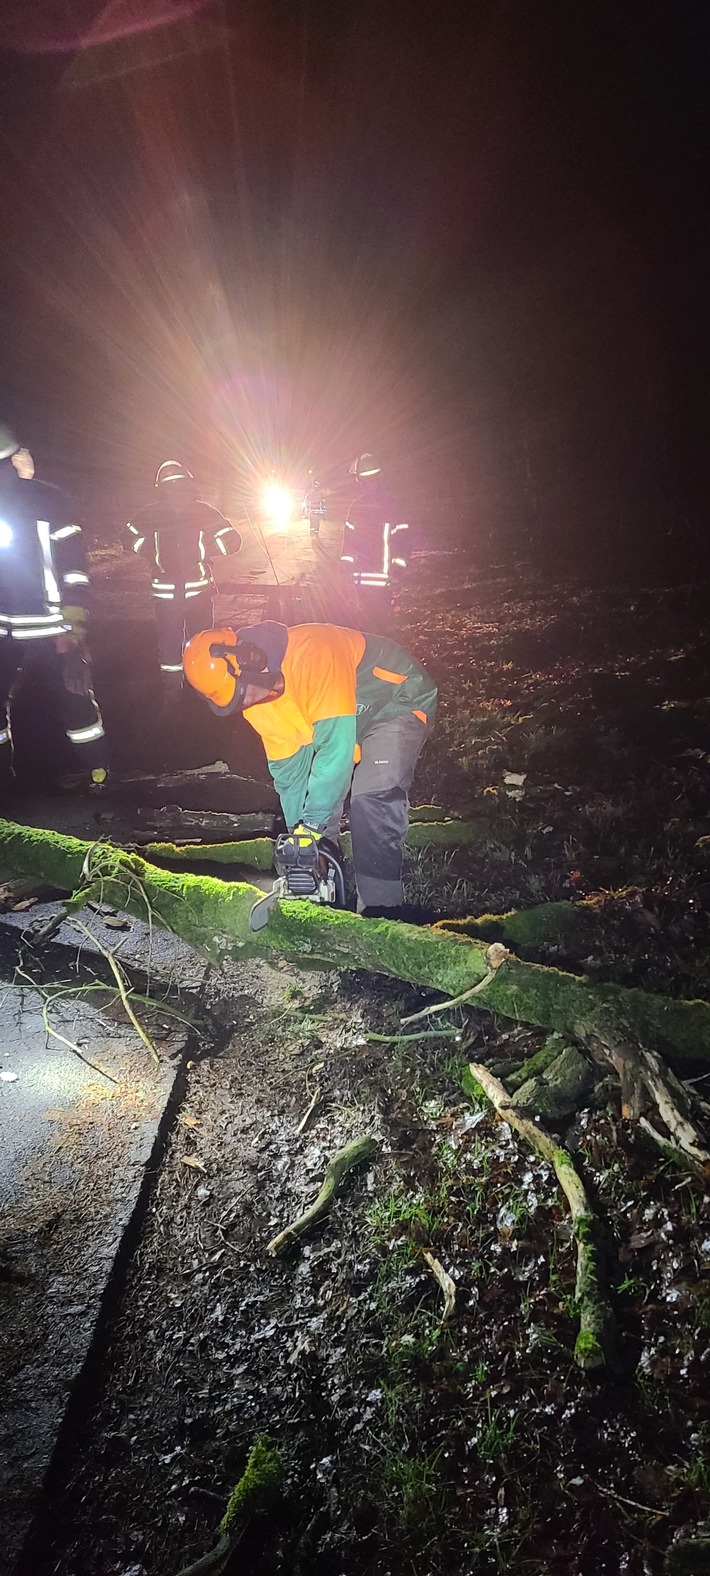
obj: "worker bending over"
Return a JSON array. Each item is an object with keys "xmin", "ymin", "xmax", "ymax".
[
  {"xmin": 126, "ymin": 460, "xmax": 242, "ymax": 695},
  {"xmin": 183, "ymin": 621, "xmax": 437, "ymax": 916}
]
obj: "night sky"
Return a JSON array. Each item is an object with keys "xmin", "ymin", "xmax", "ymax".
[{"xmin": 1, "ymin": 0, "xmax": 709, "ymax": 564}]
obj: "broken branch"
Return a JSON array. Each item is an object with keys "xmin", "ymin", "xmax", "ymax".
[
  {"xmin": 266, "ymin": 1135, "xmax": 379, "ymax": 1256},
  {"xmin": 175, "ymin": 1434, "xmax": 283, "ymax": 1576},
  {"xmin": 422, "ymin": 1248, "xmax": 457, "ymax": 1324},
  {"xmin": 468, "ymin": 1061, "xmax": 618, "ymax": 1373}
]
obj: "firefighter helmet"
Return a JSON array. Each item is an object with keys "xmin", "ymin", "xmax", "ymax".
[
  {"xmin": 155, "ymin": 459, "xmax": 195, "ymax": 488},
  {"xmin": 0, "ymin": 423, "xmax": 20, "ymax": 463},
  {"xmin": 183, "ymin": 627, "xmax": 239, "ymax": 708},
  {"xmin": 350, "ymin": 453, "xmax": 381, "ymax": 478}
]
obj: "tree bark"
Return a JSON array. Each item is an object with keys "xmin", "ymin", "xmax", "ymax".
[{"xmin": 3, "ymin": 817, "xmax": 710, "ymax": 1066}]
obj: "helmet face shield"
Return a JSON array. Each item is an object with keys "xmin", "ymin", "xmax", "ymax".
[{"xmin": 183, "ymin": 629, "xmax": 282, "ymax": 713}]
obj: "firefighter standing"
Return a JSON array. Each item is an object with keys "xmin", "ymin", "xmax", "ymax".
[
  {"xmin": 183, "ymin": 620, "xmax": 437, "ymax": 917},
  {"xmin": 341, "ymin": 454, "xmax": 409, "ymax": 591},
  {"xmin": 303, "ymin": 474, "xmax": 327, "ymax": 540},
  {"xmin": 126, "ymin": 461, "xmax": 242, "ymax": 695},
  {"xmin": 0, "ymin": 423, "xmax": 107, "ymax": 792}
]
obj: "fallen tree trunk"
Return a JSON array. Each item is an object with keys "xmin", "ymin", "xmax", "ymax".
[
  {"xmin": 2, "ymin": 817, "xmax": 710, "ymax": 1066},
  {"xmin": 142, "ymin": 818, "xmax": 490, "ymax": 868},
  {"xmin": 437, "ymin": 897, "xmax": 606, "ymax": 950}
]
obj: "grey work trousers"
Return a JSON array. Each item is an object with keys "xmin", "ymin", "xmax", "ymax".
[{"xmin": 325, "ymin": 714, "xmax": 428, "ymax": 911}]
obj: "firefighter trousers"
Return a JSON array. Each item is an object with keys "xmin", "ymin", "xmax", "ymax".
[
  {"xmin": 155, "ymin": 590, "xmax": 213, "ymax": 692},
  {"xmin": 0, "ymin": 634, "xmax": 106, "ymax": 787},
  {"xmin": 324, "ymin": 713, "xmax": 429, "ymax": 913}
]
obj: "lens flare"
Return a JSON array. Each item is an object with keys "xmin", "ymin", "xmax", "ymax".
[{"xmin": 262, "ymin": 483, "xmax": 293, "ymax": 524}]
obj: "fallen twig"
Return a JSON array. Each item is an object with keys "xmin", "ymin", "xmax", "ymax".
[
  {"xmin": 296, "ymin": 1086, "xmax": 323, "ymax": 1135},
  {"xmin": 400, "ymin": 972, "xmax": 495, "ymax": 1027},
  {"xmin": 422, "ymin": 1248, "xmax": 456, "ymax": 1323},
  {"xmin": 596, "ymin": 1482, "xmax": 669, "ymax": 1518},
  {"xmin": 13, "ymin": 965, "xmax": 119, "ymax": 1084},
  {"xmin": 267, "ymin": 1134, "xmax": 379, "ymax": 1256},
  {"xmin": 363, "ymin": 1028, "xmax": 459, "ymax": 1043},
  {"xmin": 71, "ymin": 919, "xmax": 160, "ymax": 1064},
  {"xmin": 400, "ymin": 943, "xmax": 510, "ymax": 1027},
  {"xmin": 468, "ymin": 1061, "xmax": 618, "ymax": 1373}
]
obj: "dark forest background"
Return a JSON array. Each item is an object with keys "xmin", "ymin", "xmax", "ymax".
[{"xmin": 1, "ymin": 0, "xmax": 709, "ymax": 575}]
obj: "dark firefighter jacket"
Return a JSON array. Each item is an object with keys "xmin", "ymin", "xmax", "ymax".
[
  {"xmin": 126, "ymin": 500, "xmax": 242, "ymax": 603},
  {"xmin": 343, "ymin": 480, "xmax": 409, "ymax": 580},
  {"xmin": 232, "ymin": 621, "xmax": 437, "ymax": 831},
  {"xmin": 0, "ymin": 475, "xmax": 90, "ymax": 641}
]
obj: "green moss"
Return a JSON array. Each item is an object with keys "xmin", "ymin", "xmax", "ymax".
[
  {"xmin": 506, "ymin": 1034, "xmax": 565, "ymax": 1090},
  {"xmin": 219, "ymin": 1435, "xmax": 283, "ymax": 1536},
  {"xmin": 145, "ymin": 820, "xmax": 487, "ymax": 870},
  {"xmin": 460, "ymin": 1066, "xmax": 488, "ymax": 1108},
  {"xmin": 573, "ymin": 1329, "xmax": 605, "ymax": 1370},
  {"xmin": 4, "ymin": 816, "xmax": 710, "ymax": 1064},
  {"xmin": 437, "ymin": 900, "xmax": 599, "ymax": 950},
  {"xmin": 145, "ymin": 839, "xmax": 276, "ymax": 870}
]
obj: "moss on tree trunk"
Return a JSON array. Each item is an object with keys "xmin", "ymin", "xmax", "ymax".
[
  {"xmin": 143, "ymin": 818, "xmax": 490, "ymax": 869},
  {"xmin": 3, "ymin": 816, "xmax": 710, "ymax": 1064}
]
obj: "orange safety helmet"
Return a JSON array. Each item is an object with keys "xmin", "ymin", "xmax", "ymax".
[{"xmin": 183, "ymin": 627, "xmax": 239, "ymax": 708}]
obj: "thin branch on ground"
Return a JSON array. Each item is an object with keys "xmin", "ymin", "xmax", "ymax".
[
  {"xmin": 468, "ymin": 1061, "xmax": 618, "ymax": 1373},
  {"xmin": 422, "ymin": 1248, "xmax": 457, "ymax": 1324},
  {"xmin": 267, "ymin": 1135, "xmax": 380, "ymax": 1256},
  {"xmin": 400, "ymin": 971, "xmax": 495, "ymax": 1027},
  {"xmin": 296, "ymin": 1086, "xmax": 323, "ymax": 1135},
  {"xmin": 70, "ymin": 919, "xmax": 160, "ymax": 1064},
  {"xmin": 363, "ymin": 1028, "xmax": 459, "ymax": 1043},
  {"xmin": 13, "ymin": 965, "xmax": 119, "ymax": 1084}
]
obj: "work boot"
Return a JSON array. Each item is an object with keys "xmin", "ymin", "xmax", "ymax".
[{"xmin": 57, "ymin": 766, "xmax": 109, "ymax": 794}]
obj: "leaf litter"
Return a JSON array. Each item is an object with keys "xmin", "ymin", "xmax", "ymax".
[{"xmin": 23, "ymin": 565, "xmax": 710, "ymax": 1575}]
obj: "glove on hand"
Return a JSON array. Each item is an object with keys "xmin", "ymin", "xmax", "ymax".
[
  {"xmin": 61, "ymin": 605, "xmax": 89, "ymax": 644},
  {"xmin": 276, "ymin": 824, "xmax": 323, "ymax": 875}
]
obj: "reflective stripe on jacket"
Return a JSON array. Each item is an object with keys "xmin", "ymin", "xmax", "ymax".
[
  {"xmin": 126, "ymin": 500, "xmax": 241, "ymax": 600},
  {"xmin": 0, "ymin": 476, "xmax": 87, "ymax": 639}
]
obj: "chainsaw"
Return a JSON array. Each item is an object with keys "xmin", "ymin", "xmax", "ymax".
[{"xmin": 248, "ymin": 830, "xmax": 346, "ymax": 931}]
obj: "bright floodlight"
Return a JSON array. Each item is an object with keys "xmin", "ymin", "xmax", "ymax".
[
  {"xmin": 0, "ymin": 520, "xmax": 13, "ymax": 548},
  {"xmin": 263, "ymin": 483, "xmax": 293, "ymax": 523}
]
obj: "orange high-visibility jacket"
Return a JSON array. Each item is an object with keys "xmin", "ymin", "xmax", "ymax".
[{"xmin": 241, "ymin": 622, "xmax": 437, "ymax": 830}]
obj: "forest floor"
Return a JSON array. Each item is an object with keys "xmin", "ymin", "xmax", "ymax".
[{"xmin": 8, "ymin": 557, "xmax": 710, "ymax": 1575}]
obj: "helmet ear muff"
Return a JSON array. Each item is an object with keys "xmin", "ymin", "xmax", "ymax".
[{"xmin": 209, "ymin": 640, "xmax": 240, "ymax": 672}]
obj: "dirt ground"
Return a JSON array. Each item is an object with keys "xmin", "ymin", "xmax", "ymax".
[{"xmin": 7, "ymin": 554, "xmax": 710, "ymax": 1574}]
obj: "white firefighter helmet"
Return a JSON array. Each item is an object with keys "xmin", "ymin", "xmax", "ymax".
[
  {"xmin": 155, "ymin": 459, "xmax": 195, "ymax": 487},
  {"xmin": 350, "ymin": 453, "xmax": 381, "ymax": 478}
]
